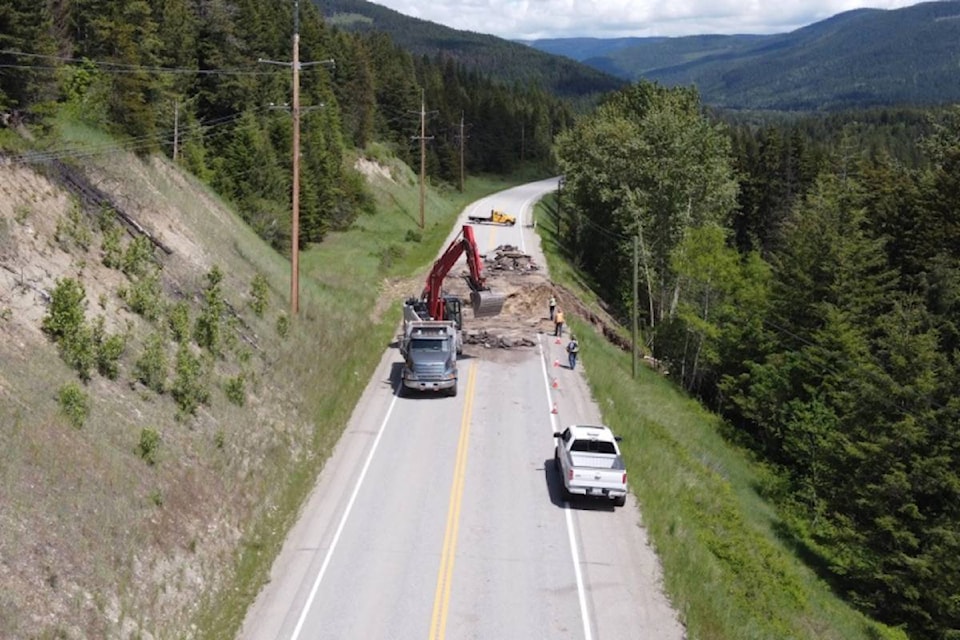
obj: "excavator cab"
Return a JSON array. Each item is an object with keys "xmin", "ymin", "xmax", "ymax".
[{"xmin": 442, "ymin": 296, "xmax": 463, "ymax": 330}]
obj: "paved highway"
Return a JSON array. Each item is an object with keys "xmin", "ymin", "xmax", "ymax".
[{"xmin": 238, "ymin": 178, "xmax": 685, "ymax": 640}]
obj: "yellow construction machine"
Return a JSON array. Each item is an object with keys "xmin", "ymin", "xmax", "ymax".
[{"xmin": 468, "ymin": 209, "xmax": 516, "ymax": 226}]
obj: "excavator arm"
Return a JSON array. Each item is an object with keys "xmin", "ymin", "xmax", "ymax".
[{"xmin": 422, "ymin": 225, "xmax": 504, "ymax": 320}]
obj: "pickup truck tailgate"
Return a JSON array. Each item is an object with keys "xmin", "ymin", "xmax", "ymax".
[{"xmin": 564, "ymin": 452, "xmax": 626, "ymax": 494}]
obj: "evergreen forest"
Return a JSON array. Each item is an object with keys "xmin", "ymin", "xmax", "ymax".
[
  {"xmin": 555, "ymin": 83, "xmax": 960, "ymax": 639},
  {"xmin": 2, "ymin": 1, "xmax": 959, "ymax": 639},
  {"xmin": 0, "ymin": 0, "xmax": 572, "ymax": 253}
]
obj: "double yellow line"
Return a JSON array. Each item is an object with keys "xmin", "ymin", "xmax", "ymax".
[{"xmin": 428, "ymin": 362, "xmax": 477, "ymax": 640}]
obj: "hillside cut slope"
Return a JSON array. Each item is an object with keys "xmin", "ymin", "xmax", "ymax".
[{"xmin": 0, "ymin": 147, "xmax": 313, "ymax": 639}]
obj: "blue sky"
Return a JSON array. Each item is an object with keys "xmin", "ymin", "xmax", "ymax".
[{"xmin": 366, "ymin": 1, "xmax": 922, "ymax": 39}]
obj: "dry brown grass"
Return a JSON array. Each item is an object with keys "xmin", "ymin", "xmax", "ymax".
[{"xmin": 0, "ymin": 151, "xmax": 312, "ymax": 639}]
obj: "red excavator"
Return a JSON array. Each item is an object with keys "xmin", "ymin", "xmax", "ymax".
[{"xmin": 404, "ymin": 224, "xmax": 505, "ymax": 332}]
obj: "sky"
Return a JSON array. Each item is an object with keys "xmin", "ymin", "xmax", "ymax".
[{"xmin": 366, "ymin": 1, "xmax": 923, "ymax": 40}]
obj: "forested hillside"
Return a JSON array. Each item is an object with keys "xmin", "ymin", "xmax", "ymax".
[
  {"xmin": 555, "ymin": 82, "xmax": 960, "ymax": 639},
  {"xmin": 530, "ymin": 1, "xmax": 960, "ymax": 111},
  {"xmin": 313, "ymin": 0, "xmax": 627, "ymax": 100},
  {"xmin": 1, "ymin": 0, "xmax": 571, "ymax": 254}
]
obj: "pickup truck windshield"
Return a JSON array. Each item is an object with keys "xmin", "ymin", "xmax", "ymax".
[
  {"xmin": 410, "ymin": 338, "xmax": 449, "ymax": 352},
  {"xmin": 570, "ymin": 440, "xmax": 617, "ymax": 454}
]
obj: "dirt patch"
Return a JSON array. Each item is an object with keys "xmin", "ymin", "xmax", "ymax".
[
  {"xmin": 438, "ymin": 244, "xmax": 557, "ymax": 356},
  {"xmin": 386, "ymin": 242, "xmax": 637, "ymax": 361},
  {"xmin": 354, "ymin": 157, "xmax": 394, "ymax": 183}
]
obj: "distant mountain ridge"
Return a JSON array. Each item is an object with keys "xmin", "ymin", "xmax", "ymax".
[
  {"xmin": 312, "ymin": 0, "xmax": 627, "ymax": 99},
  {"xmin": 525, "ymin": 2, "xmax": 960, "ymax": 110}
]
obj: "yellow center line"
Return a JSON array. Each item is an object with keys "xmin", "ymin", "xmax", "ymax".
[{"xmin": 428, "ymin": 362, "xmax": 477, "ymax": 640}]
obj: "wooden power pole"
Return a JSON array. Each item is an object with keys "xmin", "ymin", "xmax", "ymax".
[
  {"xmin": 291, "ymin": 11, "xmax": 301, "ymax": 314},
  {"xmin": 459, "ymin": 112, "xmax": 465, "ymax": 193},
  {"xmin": 419, "ymin": 90, "xmax": 426, "ymax": 229},
  {"xmin": 259, "ymin": 1, "xmax": 333, "ymax": 314},
  {"xmin": 411, "ymin": 90, "xmax": 434, "ymax": 229}
]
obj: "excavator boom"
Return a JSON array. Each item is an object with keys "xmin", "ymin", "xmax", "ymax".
[{"xmin": 423, "ymin": 225, "xmax": 504, "ymax": 320}]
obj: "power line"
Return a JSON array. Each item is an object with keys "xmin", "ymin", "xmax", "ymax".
[
  {"xmin": 10, "ymin": 109, "xmax": 260, "ymax": 164},
  {"xmin": 0, "ymin": 49, "xmax": 289, "ymax": 76}
]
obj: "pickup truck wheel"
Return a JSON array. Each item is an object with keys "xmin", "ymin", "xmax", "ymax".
[
  {"xmin": 448, "ymin": 382, "xmax": 458, "ymax": 397},
  {"xmin": 613, "ymin": 495, "xmax": 626, "ymax": 508}
]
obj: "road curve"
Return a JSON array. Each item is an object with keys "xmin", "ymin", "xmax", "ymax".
[{"xmin": 238, "ymin": 178, "xmax": 685, "ymax": 640}]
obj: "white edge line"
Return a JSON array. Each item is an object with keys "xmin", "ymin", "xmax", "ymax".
[
  {"xmin": 289, "ymin": 388, "xmax": 401, "ymax": 640},
  {"xmin": 537, "ymin": 335, "xmax": 594, "ymax": 640}
]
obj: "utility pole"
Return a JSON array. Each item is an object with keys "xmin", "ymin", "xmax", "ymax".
[
  {"xmin": 259, "ymin": 0, "xmax": 333, "ymax": 314},
  {"xmin": 173, "ymin": 100, "xmax": 179, "ymax": 162},
  {"xmin": 419, "ymin": 91, "xmax": 426, "ymax": 229},
  {"xmin": 291, "ymin": 16, "xmax": 301, "ymax": 315},
  {"xmin": 633, "ymin": 234, "xmax": 639, "ymax": 378},
  {"xmin": 459, "ymin": 112, "xmax": 465, "ymax": 193},
  {"xmin": 557, "ymin": 176, "xmax": 564, "ymax": 237},
  {"xmin": 411, "ymin": 90, "xmax": 434, "ymax": 229}
]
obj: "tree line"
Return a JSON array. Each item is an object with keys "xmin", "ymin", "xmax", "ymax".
[
  {"xmin": 0, "ymin": 0, "xmax": 573, "ymax": 252},
  {"xmin": 555, "ymin": 82, "xmax": 959, "ymax": 639}
]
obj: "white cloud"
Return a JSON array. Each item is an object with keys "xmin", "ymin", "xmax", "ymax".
[{"xmin": 366, "ymin": 0, "xmax": 923, "ymax": 39}]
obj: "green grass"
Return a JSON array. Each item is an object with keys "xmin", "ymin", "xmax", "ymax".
[{"xmin": 535, "ymin": 199, "xmax": 907, "ymax": 640}]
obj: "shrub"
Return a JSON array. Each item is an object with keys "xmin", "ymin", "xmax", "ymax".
[
  {"xmin": 58, "ymin": 383, "xmax": 90, "ymax": 429},
  {"xmin": 55, "ymin": 202, "xmax": 93, "ymax": 252},
  {"xmin": 171, "ymin": 344, "xmax": 209, "ymax": 417},
  {"xmin": 276, "ymin": 312, "xmax": 289, "ymax": 338},
  {"xmin": 92, "ymin": 316, "xmax": 126, "ymax": 380},
  {"xmin": 121, "ymin": 235, "xmax": 155, "ymax": 278},
  {"xmin": 404, "ymin": 229, "xmax": 422, "ymax": 243},
  {"xmin": 194, "ymin": 266, "xmax": 225, "ymax": 354},
  {"xmin": 42, "ymin": 278, "xmax": 87, "ymax": 341},
  {"xmin": 250, "ymin": 273, "xmax": 268, "ymax": 317},
  {"xmin": 101, "ymin": 224, "xmax": 124, "ymax": 269},
  {"xmin": 378, "ymin": 243, "xmax": 405, "ymax": 271},
  {"xmin": 135, "ymin": 428, "xmax": 161, "ymax": 465},
  {"xmin": 135, "ymin": 331, "xmax": 168, "ymax": 393},
  {"xmin": 14, "ymin": 204, "xmax": 31, "ymax": 223},
  {"xmin": 43, "ymin": 278, "xmax": 97, "ymax": 379},
  {"xmin": 224, "ymin": 374, "xmax": 245, "ymax": 406},
  {"xmin": 168, "ymin": 301, "xmax": 190, "ymax": 343},
  {"xmin": 63, "ymin": 323, "xmax": 96, "ymax": 382},
  {"xmin": 121, "ymin": 271, "xmax": 164, "ymax": 321}
]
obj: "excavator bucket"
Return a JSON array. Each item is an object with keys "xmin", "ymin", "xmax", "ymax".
[{"xmin": 470, "ymin": 289, "xmax": 506, "ymax": 318}]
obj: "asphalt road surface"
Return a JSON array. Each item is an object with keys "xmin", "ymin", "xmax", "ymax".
[{"xmin": 238, "ymin": 178, "xmax": 685, "ymax": 640}]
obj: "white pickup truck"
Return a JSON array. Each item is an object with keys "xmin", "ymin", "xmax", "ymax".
[{"xmin": 553, "ymin": 424, "xmax": 628, "ymax": 507}]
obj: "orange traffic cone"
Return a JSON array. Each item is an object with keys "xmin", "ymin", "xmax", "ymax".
[
  {"xmin": 554, "ymin": 337, "xmax": 561, "ymax": 345},
  {"xmin": 553, "ymin": 359, "xmax": 559, "ymax": 367},
  {"xmin": 552, "ymin": 378, "xmax": 559, "ymax": 389},
  {"xmin": 551, "ymin": 403, "xmax": 558, "ymax": 414}
]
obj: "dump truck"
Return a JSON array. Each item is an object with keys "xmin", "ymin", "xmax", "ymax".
[
  {"xmin": 399, "ymin": 319, "xmax": 460, "ymax": 396},
  {"xmin": 468, "ymin": 209, "xmax": 516, "ymax": 226}
]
